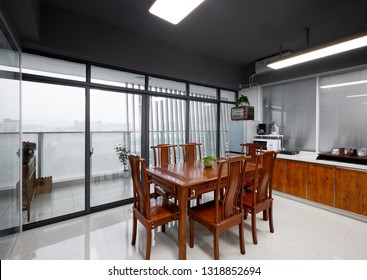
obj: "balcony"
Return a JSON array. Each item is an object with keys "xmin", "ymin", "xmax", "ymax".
[{"xmin": 0, "ymin": 129, "xmax": 221, "ymax": 226}]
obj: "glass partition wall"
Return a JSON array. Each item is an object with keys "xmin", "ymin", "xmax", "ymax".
[
  {"xmin": 0, "ymin": 20, "xmax": 21, "ymax": 259},
  {"xmin": 262, "ymin": 79, "xmax": 316, "ymax": 151},
  {"xmin": 319, "ymin": 69, "xmax": 367, "ymax": 152}
]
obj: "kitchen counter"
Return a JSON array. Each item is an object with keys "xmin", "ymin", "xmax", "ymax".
[{"xmin": 277, "ymin": 151, "xmax": 367, "ymax": 171}]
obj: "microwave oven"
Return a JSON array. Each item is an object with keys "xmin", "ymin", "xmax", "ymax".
[{"xmin": 253, "ymin": 139, "xmax": 281, "ymax": 151}]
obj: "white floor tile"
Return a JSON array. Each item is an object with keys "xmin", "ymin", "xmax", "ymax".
[{"xmin": 11, "ymin": 194, "xmax": 367, "ymax": 260}]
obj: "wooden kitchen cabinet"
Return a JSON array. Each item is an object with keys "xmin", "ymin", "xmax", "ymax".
[
  {"xmin": 272, "ymin": 159, "xmax": 285, "ymax": 192},
  {"xmin": 335, "ymin": 167, "xmax": 367, "ymax": 216},
  {"xmin": 284, "ymin": 161, "xmax": 307, "ymax": 198},
  {"xmin": 307, "ymin": 163, "xmax": 335, "ymax": 206}
]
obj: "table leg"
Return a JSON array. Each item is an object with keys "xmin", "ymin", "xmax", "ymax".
[{"xmin": 177, "ymin": 187, "xmax": 188, "ymax": 260}]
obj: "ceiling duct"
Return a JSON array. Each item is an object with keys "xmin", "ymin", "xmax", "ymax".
[{"xmin": 255, "ymin": 52, "xmax": 291, "ymax": 74}]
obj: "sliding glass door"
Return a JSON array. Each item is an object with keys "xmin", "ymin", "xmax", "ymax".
[
  {"xmin": 90, "ymin": 89, "xmax": 141, "ymax": 206},
  {"xmin": 22, "ymin": 81, "xmax": 86, "ymax": 223}
]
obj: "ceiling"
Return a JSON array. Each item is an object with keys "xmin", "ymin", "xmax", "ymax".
[{"xmin": 4, "ymin": 0, "xmax": 367, "ymax": 69}]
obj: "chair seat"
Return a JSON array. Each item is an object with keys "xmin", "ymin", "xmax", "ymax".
[
  {"xmin": 239, "ymin": 190, "xmax": 274, "ymax": 210},
  {"xmin": 148, "ymin": 198, "xmax": 179, "ymax": 223},
  {"xmin": 189, "ymin": 201, "xmax": 242, "ymax": 230}
]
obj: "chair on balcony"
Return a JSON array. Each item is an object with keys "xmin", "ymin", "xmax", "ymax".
[
  {"xmin": 129, "ymin": 154, "xmax": 179, "ymax": 260},
  {"xmin": 188, "ymin": 155, "xmax": 249, "ymax": 259},
  {"xmin": 238, "ymin": 150, "xmax": 277, "ymax": 245},
  {"xmin": 180, "ymin": 142, "xmax": 202, "ymax": 162},
  {"xmin": 150, "ymin": 144, "xmax": 177, "ymax": 200}
]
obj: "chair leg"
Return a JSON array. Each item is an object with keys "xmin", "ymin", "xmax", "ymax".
[
  {"xmin": 251, "ymin": 212, "xmax": 258, "ymax": 245},
  {"xmin": 239, "ymin": 219, "xmax": 245, "ymax": 255},
  {"xmin": 189, "ymin": 215, "xmax": 195, "ymax": 248},
  {"xmin": 262, "ymin": 209, "xmax": 268, "ymax": 221},
  {"xmin": 269, "ymin": 206, "xmax": 274, "ymax": 233},
  {"xmin": 214, "ymin": 230, "xmax": 220, "ymax": 260},
  {"xmin": 131, "ymin": 214, "xmax": 137, "ymax": 246},
  {"xmin": 145, "ymin": 228, "xmax": 152, "ymax": 260}
]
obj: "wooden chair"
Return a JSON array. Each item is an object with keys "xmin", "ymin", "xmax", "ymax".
[
  {"xmin": 239, "ymin": 150, "xmax": 277, "ymax": 245},
  {"xmin": 240, "ymin": 143, "xmax": 263, "ymax": 188},
  {"xmin": 129, "ymin": 154, "xmax": 179, "ymax": 260},
  {"xmin": 180, "ymin": 142, "xmax": 203, "ymax": 205},
  {"xmin": 180, "ymin": 142, "xmax": 202, "ymax": 162},
  {"xmin": 188, "ymin": 155, "xmax": 250, "ymax": 259},
  {"xmin": 151, "ymin": 144, "xmax": 177, "ymax": 199},
  {"xmin": 240, "ymin": 143, "xmax": 263, "ymax": 162}
]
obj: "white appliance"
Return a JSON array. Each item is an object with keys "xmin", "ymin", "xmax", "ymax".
[
  {"xmin": 253, "ymin": 135, "xmax": 283, "ymax": 152},
  {"xmin": 228, "ymin": 120, "xmax": 258, "ymax": 155}
]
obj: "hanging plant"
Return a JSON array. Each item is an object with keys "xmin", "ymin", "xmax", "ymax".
[{"xmin": 235, "ymin": 95, "xmax": 250, "ymax": 107}]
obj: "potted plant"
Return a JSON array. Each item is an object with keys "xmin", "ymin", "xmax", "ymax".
[
  {"xmin": 203, "ymin": 155, "xmax": 216, "ymax": 168},
  {"xmin": 235, "ymin": 95, "xmax": 250, "ymax": 107},
  {"xmin": 22, "ymin": 141, "xmax": 37, "ymax": 164},
  {"xmin": 114, "ymin": 144, "xmax": 130, "ymax": 176}
]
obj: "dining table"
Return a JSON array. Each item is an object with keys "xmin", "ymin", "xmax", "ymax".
[{"xmin": 146, "ymin": 158, "xmax": 258, "ymax": 260}]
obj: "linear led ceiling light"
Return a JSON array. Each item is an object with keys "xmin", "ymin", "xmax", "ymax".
[
  {"xmin": 320, "ymin": 80, "xmax": 367, "ymax": 89},
  {"xmin": 267, "ymin": 30, "xmax": 367, "ymax": 70},
  {"xmin": 149, "ymin": 0, "xmax": 206, "ymax": 24}
]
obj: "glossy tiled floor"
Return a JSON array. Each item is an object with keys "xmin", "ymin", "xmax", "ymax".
[{"xmin": 11, "ymin": 195, "xmax": 367, "ymax": 260}]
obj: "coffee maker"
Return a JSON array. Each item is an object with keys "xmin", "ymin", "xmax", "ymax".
[{"xmin": 257, "ymin": 123, "xmax": 266, "ymax": 135}]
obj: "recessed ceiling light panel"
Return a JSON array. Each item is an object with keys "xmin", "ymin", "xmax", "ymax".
[{"xmin": 149, "ymin": 0, "xmax": 206, "ymax": 24}]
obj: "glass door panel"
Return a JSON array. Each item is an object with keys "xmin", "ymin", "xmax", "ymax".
[
  {"xmin": 0, "ymin": 25, "xmax": 21, "ymax": 258},
  {"xmin": 22, "ymin": 82, "xmax": 85, "ymax": 223},
  {"xmin": 90, "ymin": 90, "xmax": 141, "ymax": 206},
  {"xmin": 189, "ymin": 101, "xmax": 217, "ymax": 157},
  {"xmin": 149, "ymin": 96, "xmax": 186, "ymax": 165}
]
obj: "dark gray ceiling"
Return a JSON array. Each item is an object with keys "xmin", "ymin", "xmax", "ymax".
[
  {"xmin": 35, "ymin": 0, "xmax": 367, "ymax": 67},
  {"xmin": 2, "ymin": 0, "xmax": 367, "ymax": 74}
]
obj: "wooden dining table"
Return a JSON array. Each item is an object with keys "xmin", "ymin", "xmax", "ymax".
[{"xmin": 146, "ymin": 159, "xmax": 258, "ymax": 260}]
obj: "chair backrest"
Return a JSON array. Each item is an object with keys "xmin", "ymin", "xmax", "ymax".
[
  {"xmin": 129, "ymin": 154, "xmax": 151, "ymax": 219},
  {"xmin": 215, "ymin": 155, "xmax": 250, "ymax": 223},
  {"xmin": 252, "ymin": 151, "xmax": 277, "ymax": 204},
  {"xmin": 180, "ymin": 142, "xmax": 202, "ymax": 162},
  {"xmin": 151, "ymin": 144, "xmax": 177, "ymax": 167},
  {"xmin": 240, "ymin": 143, "xmax": 263, "ymax": 162}
]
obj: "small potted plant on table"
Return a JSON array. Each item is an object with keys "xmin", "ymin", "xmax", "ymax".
[{"xmin": 203, "ymin": 155, "xmax": 216, "ymax": 168}]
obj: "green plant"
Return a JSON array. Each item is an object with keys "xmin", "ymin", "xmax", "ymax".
[
  {"xmin": 114, "ymin": 144, "xmax": 130, "ymax": 170},
  {"xmin": 22, "ymin": 141, "xmax": 37, "ymax": 163},
  {"xmin": 235, "ymin": 95, "xmax": 250, "ymax": 106},
  {"xmin": 203, "ymin": 155, "xmax": 216, "ymax": 168}
]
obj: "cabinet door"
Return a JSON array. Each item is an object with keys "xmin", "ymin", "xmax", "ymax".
[
  {"xmin": 285, "ymin": 161, "xmax": 307, "ymax": 198},
  {"xmin": 335, "ymin": 168, "xmax": 367, "ymax": 216},
  {"xmin": 307, "ymin": 164, "xmax": 334, "ymax": 206},
  {"xmin": 272, "ymin": 159, "xmax": 285, "ymax": 192}
]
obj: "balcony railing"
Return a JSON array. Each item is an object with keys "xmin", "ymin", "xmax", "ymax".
[{"xmin": 0, "ymin": 130, "xmax": 223, "ymax": 189}]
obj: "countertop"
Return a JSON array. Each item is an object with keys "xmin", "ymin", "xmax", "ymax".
[{"xmin": 277, "ymin": 151, "xmax": 367, "ymax": 171}]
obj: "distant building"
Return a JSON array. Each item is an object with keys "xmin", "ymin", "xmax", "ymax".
[{"xmin": 0, "ymin": 119, "xmax": 19, "ymax": 132}]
